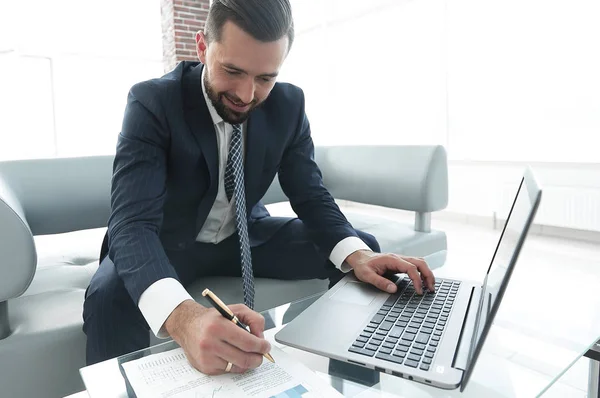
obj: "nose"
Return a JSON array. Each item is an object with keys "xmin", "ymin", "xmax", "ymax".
[{"xmin": 235, "ymin": 77, "xmax": 255, "ymax": 105}]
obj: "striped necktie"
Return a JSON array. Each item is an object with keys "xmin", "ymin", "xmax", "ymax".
[{"xmin": 224, "ymin": 124, "xmax": 255, "ymax": 309}]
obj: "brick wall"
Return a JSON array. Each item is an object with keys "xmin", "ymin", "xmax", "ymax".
[{"xmin": 161, "ymin": 0, "xmax": 211, "ymax": 72}]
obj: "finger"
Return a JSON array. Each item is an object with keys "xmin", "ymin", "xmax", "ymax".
[
  {"xmin": 418, "ymin": 260, "xmax": 436, "ymax": 292},
  {"xmin": 229, "ymin": 304, "xmax": 266, "ymax": 338},
  {"xmin": 387, "ymin": 257, "xmax": 423, "ymax": 295},
  {"xmin": 184, "ymin": 350, "xmax": 245, "ymax": 376},
  {"xmin": 216, "ymin": 316, "xmax": 271, "ymax": 355},
  {"xmin": 213, "ymin": 357, "xmax": 247, "ymax": 375},
  {"xmin": 215, "ymin": 339, "xmax": 264, "ymax": 371},
  {"xmin": 227, "ymin": 363, "xmax": 246, "ymax": 374},
  {"xmin": 361, "ymin": 268, "xmax": 399, "ymax": 293},
  {"xmin": 405, "ymin": 266, "xmax": 423, "ymax": 294},
  {"xmin": 374, "ymin": 255, "xmax": 424, "ymax": 295},
  {"xmin": 406, "ymin": 257, "xmax": 436, "ymax": 291}
]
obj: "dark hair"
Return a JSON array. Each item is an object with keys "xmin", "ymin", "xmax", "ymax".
[{"xmin": 205, "ymin": 0, "xmax": 294, "ymax": 50}]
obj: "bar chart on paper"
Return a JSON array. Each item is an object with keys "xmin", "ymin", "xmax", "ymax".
[{"xmin": 269, "ymin": 384, "xmax": 310, "ymax": 398}]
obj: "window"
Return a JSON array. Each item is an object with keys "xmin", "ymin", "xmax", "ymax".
[{"xmin": 0, "ymin": 0, "xmax": 164, "ymax": 160}]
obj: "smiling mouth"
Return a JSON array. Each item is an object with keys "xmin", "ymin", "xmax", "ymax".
[
  {"xmin": 224, "ymin": 95, "xmax": 252, "ymax": 109},
  {"xmin": 230, "ymin": 99, "xmax": 247, "ymax": 107}
]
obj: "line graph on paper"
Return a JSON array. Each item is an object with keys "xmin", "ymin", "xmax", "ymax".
[{"xmin": 194, "ymin": 386, "xmax": 230, "ymax": 398}]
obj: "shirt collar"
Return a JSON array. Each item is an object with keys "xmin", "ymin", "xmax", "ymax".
[{"xmin": 201, "ymin": 66, "xmax": 223, "ymax": 127}]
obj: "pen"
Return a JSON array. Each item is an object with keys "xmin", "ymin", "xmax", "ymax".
[{"xmin": 202, "ymin": 288, "xmax": 275, "ymax": 363}]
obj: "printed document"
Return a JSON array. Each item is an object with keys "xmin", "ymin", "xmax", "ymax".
[{"xmin": 121, "ymin": 345, "xmax": 342, "ymax": 397}]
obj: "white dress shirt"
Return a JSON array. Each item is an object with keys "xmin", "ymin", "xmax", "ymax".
[
  {"xmin": 195, "ymin": 79, "xmax": 244, "ymax": 243},
  {"xmin": 138, "ymin": 69, "xmax": 371, "ymax": 337}
]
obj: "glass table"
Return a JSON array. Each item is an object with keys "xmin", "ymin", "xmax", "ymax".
[
  {"xmin": 80, "ymin": 293, "xmax": 598, "ymax": 397},
  {"xmin": 584, "ymin": 340, "xmax": 600, "ymax": 397},
  {"xmin": 79, "ymin": 247, "xmax": 600, "ymax": 397}
]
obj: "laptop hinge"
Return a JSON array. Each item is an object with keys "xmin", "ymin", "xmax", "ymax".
[{"xmin": 452, "ymin": 286, "xmax": 481, "ymax": 372}]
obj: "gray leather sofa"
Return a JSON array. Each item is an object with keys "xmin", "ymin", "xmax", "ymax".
[{"xmin": 0, "ymin": 145, "xmax": 448, "ymax": 398}]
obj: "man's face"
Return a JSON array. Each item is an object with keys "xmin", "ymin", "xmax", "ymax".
[{"xmin": 196, "ymin": 21, "xmax": 289, "ymax": 124}]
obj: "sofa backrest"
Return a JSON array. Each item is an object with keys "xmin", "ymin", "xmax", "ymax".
[
  {"xmin": 0, "ymin": 156, "xmax": 113, "ymax": 236},
  {"xmin": 0, "ymin": 146, "xmax": 448, "ymax": 235},
  {"xmin": 0, "ymin": 146, "xmax": 448, "ymax": 302},
  {"xmin": 263, "ymin": 145, "xmax": 448, "ymax": 213}
]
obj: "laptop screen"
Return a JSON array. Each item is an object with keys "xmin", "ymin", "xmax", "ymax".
[{"xmin": 461, "ymin": 169, "xmax": 542, "ymax": 390}]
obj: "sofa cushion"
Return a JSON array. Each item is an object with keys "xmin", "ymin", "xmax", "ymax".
[
  {"xmin": 265, "ymin": 203, "xmax": 447, "ymax": 258},
  {"xmin": 22, "ymin": 228, "xmax": 105, "ymax": 297},
  {"xmin": 23, "ymin": 209, "xmax": 447, "ymax": 298},
  {"xmin": 344, "ymin": 212, "xmax": 447, "ymax": 257}
]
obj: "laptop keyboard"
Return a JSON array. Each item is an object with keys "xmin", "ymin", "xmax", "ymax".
[{"xmin": 348, "ymin": 278, "xmax": 460, "ymax": 372}]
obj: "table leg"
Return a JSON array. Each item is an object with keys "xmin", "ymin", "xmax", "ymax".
[{"xmin": 589, "ymin": 359, "xmax": 599, "ymax": 398}]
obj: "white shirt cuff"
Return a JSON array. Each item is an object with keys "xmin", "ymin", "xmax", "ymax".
[
  {"xmin": 138, "ymin": 278, "xmax": 193, "ymax": 338},
  {"xmin": 329, "ymin": 236, "xmax": 372, "ymax": 273}
]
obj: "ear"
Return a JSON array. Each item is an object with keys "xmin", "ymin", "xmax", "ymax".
[{"xmin": 196, "ymin": 31, "xmax": 208, "ymax": 63}]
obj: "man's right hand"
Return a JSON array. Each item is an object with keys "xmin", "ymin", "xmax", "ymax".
[{"xmin": 164, "ymin": 299, "xmax": 271, "ymax": 375}]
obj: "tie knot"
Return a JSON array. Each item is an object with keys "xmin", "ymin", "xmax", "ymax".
[{"xmin": 233, "ymin": 124, "xmax": 242, "ymax": 133}]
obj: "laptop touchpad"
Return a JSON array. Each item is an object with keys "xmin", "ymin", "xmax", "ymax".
[{"xmin": 330, "ymin": 281, "xmax": 379, "ymax": 306}]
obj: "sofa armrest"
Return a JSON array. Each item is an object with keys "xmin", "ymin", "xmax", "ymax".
[
  {"xmin": 315, "ymin": 145, "xmax": 448, "ymax": 213},
  {"xmin": 0, "ymin": 155, "xmax": 113, "ymax": 305},
  {"xmin": 0, "ymin": 173, "xmax": 36, "ymax": 303}
]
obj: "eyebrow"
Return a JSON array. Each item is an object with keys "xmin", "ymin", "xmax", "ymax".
[{"xmin": 223, "ymin": 63, "xmax": 279, "ymax": 78}]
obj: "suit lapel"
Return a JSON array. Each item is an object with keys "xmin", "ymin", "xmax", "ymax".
[
  {"xmin": 183, "ymin": 63, "xmax": 218, "ymax": 184},
  {"xmin": 245, "ymin": 107, "xmax": 268, "ymax": 206},
  {"xmin": 182, "ymin": 63, "xmax": 219, "ymax": 232},
  {"xmin": 182, "ymin": 62, "xmax": 269, "ymax": 215}
]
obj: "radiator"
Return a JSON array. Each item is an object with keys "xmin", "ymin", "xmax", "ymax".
[{"xmin": 500, "ymin": 184, "xmax": 600, "ymax": 232}]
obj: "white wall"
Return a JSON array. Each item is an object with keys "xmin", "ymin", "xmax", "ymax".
[
  {"xmin": 281, "ymin": 0, "xmax": 600, "ymax": 232},
  {"xmin": 281, "ymin": 0, "xmax": 448, "ymax": 147},
  {"xmin": 1, "ymin": 0, "xmax": 599, "ymax": 233},
  {"xmin": 446, "ymin": 0, "xmax": 600, "ymax": 163}
]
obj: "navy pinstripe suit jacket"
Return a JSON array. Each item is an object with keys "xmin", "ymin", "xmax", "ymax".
[{"xmin": 102, "ymin": 61, "xmax": 357, "ymax": 304}]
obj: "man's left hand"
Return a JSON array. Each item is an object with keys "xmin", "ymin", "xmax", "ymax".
[{"xmin": 346, "ymin": 250, "xmax": 435, "ymax": 295}]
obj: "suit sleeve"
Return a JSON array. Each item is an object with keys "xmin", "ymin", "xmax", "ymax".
[
  {"xmin": 277, "ymin": 89, "xmax": 358, "ymax": 255},
  {"xmin": 107, "ymin": 88, "xmax": 180, "ymax": 305}
]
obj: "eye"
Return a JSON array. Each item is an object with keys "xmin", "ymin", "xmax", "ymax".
[
  {"xmin": 260, "ymin": 77, "xmax": 272, "ymax": 83},
  {"xmin": 225, "ymin": 69, "xmax": 240, "ymax": 75}
]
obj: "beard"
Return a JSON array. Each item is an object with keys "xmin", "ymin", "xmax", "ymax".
[{"xmin": 203, "ymin": 73, "xmax": 260, "ymax": 125}]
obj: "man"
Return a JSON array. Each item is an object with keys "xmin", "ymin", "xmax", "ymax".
[{"xmin": 83, "ymin": 0, "xmax": 435, "ymax": 375}]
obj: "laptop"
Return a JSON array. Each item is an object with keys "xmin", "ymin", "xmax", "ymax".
[{"xmin": 275, "ymin": 168, "xmax": 542, "ymax": 391}]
